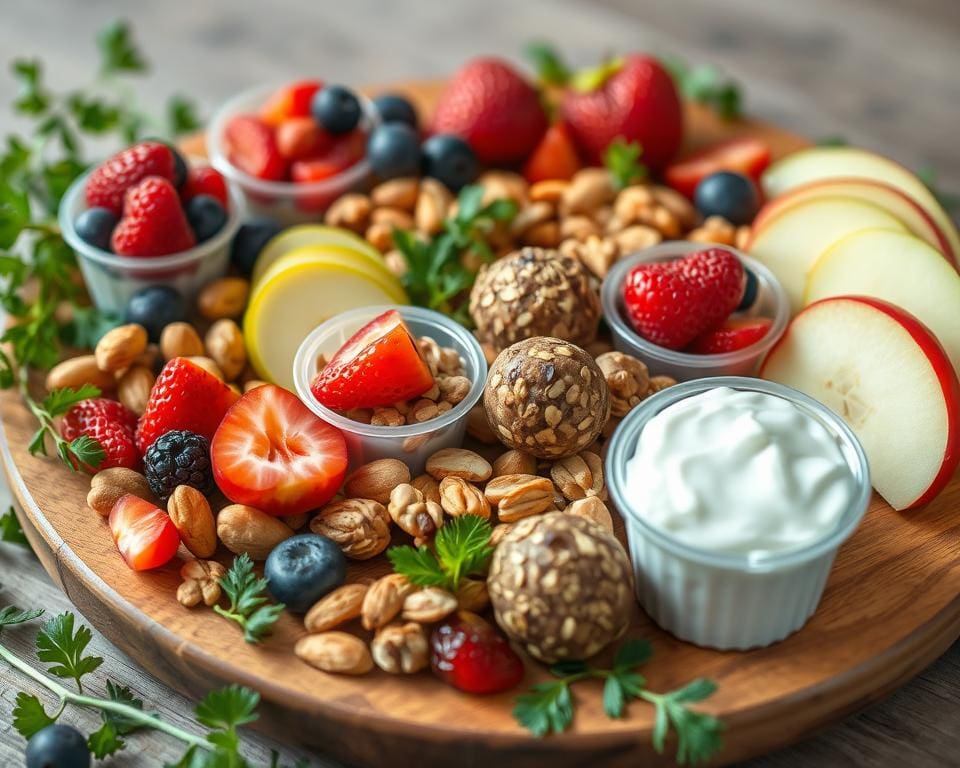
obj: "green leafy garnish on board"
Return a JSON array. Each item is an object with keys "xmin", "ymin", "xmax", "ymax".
[
  {"xmin": 513, "ymin": 638, "xmax": 723, "ymax": 765},
  {"xmin": 605, "ymin": 138, "xmax": 648, "ymax": 190},
  {"xmin": 25, "ymin": 383, "xmax": 106, "ymax": 470},
  {"xmin": 663, "ymin": 58, "xmax": 742, "ymax": 120},
  {"xmin": 1, "ymin": 507, "xmax": 31, "ymax": 547},
  {"xmin": 214, "ymin": 553, "xmax": 285, "ymax": 644},
  {"xmin": 388, "ymin": 515, "xmax": 494, "ymax": 592},
  {"xmin": 393, "ymin": 185, "xmax": 517, "ymax": 326}
]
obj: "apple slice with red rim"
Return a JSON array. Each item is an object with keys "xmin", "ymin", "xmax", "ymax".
[{"xmin": 760, "ymin": 296, "xmax": 960, "ymax": 511}]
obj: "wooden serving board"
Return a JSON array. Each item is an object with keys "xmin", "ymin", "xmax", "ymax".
[{"xmin": 4, "ymin": 81, "xmax": 960, "ymax": 767}]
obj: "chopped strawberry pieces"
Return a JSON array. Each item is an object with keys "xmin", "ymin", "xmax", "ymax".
[
  {"xmin": 224, "ymin": 115, "xmax": 287, "ymax": 181},
  {"xmin": 260, "ymin": 79, "xmax": 323, "ymax": 126},
  {"xmin": 664, "ymin": 137, "xmax": 772, "ymax": 199},
  {"xmin": 522, "ymin": 122, "xmax": 581, "ymax": 183},
  {"xmin": 689, "ymin": 316, "xmax": 773, "ymax": 354},
  {"xmin": 109, "ymin": 495, "xmax": 180, "ymax": 571}
]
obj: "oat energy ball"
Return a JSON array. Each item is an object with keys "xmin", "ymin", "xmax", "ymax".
[
  {"xmin": 484, "ymin": 337, "xmax": 611, "ymax": 459},
  {"xmin": 488, "ymin": 512, "xmax": 633, "ymax": 662},
  {"xmin": 469, "ymin": 246, "xmax": 601, "ymax": 353}
]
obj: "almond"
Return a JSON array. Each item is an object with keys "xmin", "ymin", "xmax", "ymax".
[
  {"xmin": 94, "ymin": 324, "xmax": 148, "ymax": 373},
  {"xmin": 204, "ymin": 319, "xmax": 246, "ymax": 381},
  {"xmin": 371, "ymin": 177, "xmax": 419, "ymax": 210},
  {"xmin": 491, "ymin": 449, "xmax": 537, "ymax": 478},
  {"xmin": 117, "ymin": 365, "xmax": 155, "ymax": 415},
  {"xmin": 197, "ymin": 277, "xmax": 249, "ymax": 320},
  {"xmin": 564, "ymin": 496, "xmax": 614, "ymax": 532},
  {"xmin": 87, "ymin": 468, "xmax": 154, "ymax": 516},
  {"xmin": 295, "ymin": 632, "xmax": 373, "ymax": 675},
  {"xmin": 550, "ymin": 454, "xmax": 594, "ymax": 501},
  {"xmin": 362, "ymin": 573, "xmax": 416, "ymax": 630},
  {"xmin": 160, "ymin": 322, "xmax": 204, "ymax": 360},
  {"xmin": 167, "ymin": 485, "xmax": 216, "ymax": 558},
  {"xmin": 304, "ymin": 583, "xmax": 369, "ymax": 633},
  {"xmin": 426, "ymin": 448, "xmax": 492, "ymax": 482},
  {"xmin": 344, "ymin": 459, "xmax": 411, "ymax": 504},
  {"xmin": 217, "ymin": 504, "xmax": 293, "ymax": 560},
  {"xmin": 46, "ymin": 355, "xmax": 115, "ymax": 393}
]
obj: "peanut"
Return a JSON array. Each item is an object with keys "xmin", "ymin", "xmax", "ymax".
[
  {"xmin": 160, "ymin": 322, "xmax": 204, "ymax": 360},
  {"xmin": 197, "ymin": 277, "xmax": 249, "ymax": 320},
  {"xmin": 204, "ymin": 319, "xmax": 246, "ymax": 381},
  {"xmin": 117, "ymin": 365, "xmax": 155, "ymax": 415},
  {"xmin": 95, "ymin": 324, "xmax": 147, "ymax": 373},
  {"xmin": 217, "ymin": 504, "xmax": 293, "ymax": 560}
]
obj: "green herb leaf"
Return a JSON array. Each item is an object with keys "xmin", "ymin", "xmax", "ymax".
[
  {"xmin": 433, "ymin": 515, "xmax": 494, "ymax": 590},
  {"xmin": 387, "ymin": 545, "xmax": 448, "ymax": 588},
  {"xmin": 645, "ymin": 679, "xmax": 723, "ymax": 765},
  {"xmin": 88, "ymin": 721, "xmax": 124, "ymax": 759},
  {"xmin": 214, "ymin": 555, "xmax": 284, "ymax": 643},
  {"xmin": 11, "ymin": 59, "xmax": 51, "ymax": 115},
  {"xmin": 524, "ymin": 41, "xmax": 571, "ymax": 86},
  {"xmin": 664, "ymin": 58, "xmax": 742, "ymax": 120},
  {"xmin": 35, "ymin": 611, "xmax": 104, "ymax": 691},
  {"xmin": 98, "ymin": 20, "xmax": 147, "ymax": 74},
  {"xmin": 513, "ymin": 680, "xmax": 573, "ymax": 737},
  {"xmin": 59, "ymin": 306, "xmax": 123, "ymax": 349},
  {"xmin": 12, "ymin": 692, "xmax": 56, "ymax": 738},
  {"xmin": 0, "ymin": 605, "xmax": 44, "ymax": 628},
  {"xmin": 604, "ymin": 138, "xmax": 647, "ymax": 190},
  {"xmin": 613, "ymin": 637, "xmax": 652, "ymax": 671},
  {"xmin": 197, "ymin": 684, "xmax": 260, "ymax": 754},
  {"xmin": 42, "ymin": 384, "xmax": 102, "ymax": 418},
  {"xmin": 1, "ymin": 507, "xmax": 30, "ymax": 547},
  {"xmin": 167, "ymin": 94, "xmax": 201, "ymax": 137},
  {"xmin": 602, "ymin": 675, "xmax": 626, "ymax": 719}
]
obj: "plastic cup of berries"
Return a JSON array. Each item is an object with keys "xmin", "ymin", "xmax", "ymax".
[
  {"xmin": 207, "ymin": 81, "xmax": 379, "ymax": 225},
  {"xmin": 600, "ymin": 241, "xmax": 790, "ymax": 381},
  {"xmin": 60, "ymin": 144, "xmax": 241, "ymax": 315},
  {"xmin": 293, "ymin": 305, "xmax": 487, "ymax": 474}
]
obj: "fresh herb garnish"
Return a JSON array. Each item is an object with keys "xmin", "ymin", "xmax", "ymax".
[
  {"xmin": 392, "ymin": 184, "xmax": 517, "ymax": 326},
  {"xmin": 214, "ymin": 553, "xmax": 285, "ymax": 643},
  {"xmin": 1, "ymin": 507, "xmax": 31, "ymax": 548},
  {"xmin": 513, "ymin": 638, "xmax": 723, "ymax": 765},
  {"xmin": 524, "ymin": 41, "xmax": 572, "ymax": 87},
  {"xmin": 604, "ymin": 138, "xmax": 647, "ymax": 190},
  {"xmin": 664, "ymin": 59, "xmax": 742, "ymax": 120},
  {"xmin": 24, "ymin": 383, "xmax": 106, "ymax": 470},
  {"xmin": 388, "ymin": 515, "xmax": 494, "ymax": 592}
]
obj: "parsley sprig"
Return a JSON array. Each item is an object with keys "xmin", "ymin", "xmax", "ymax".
[
  {"xmin": 513, "ymin": 638, "xmax": 723, "ymax": 765},
  {"xmin": 1, "ymin": 506, "xmax": 30, "ymax": 547},
  {"xmin": 214, "ymin": 554, "xmax": 286, "ymax": 643},
  {"xmin": 0, "ymin": 605, "xmax": 305, "ymax": 765},
  {"xmin": 604, "ymin": 138, "xmax": 647, "ymax": 191},
  {"xmin": 388, "ymin": 515, "xmax": 494, "ymax": 592},
  {"xmin": 24, "ymin": 383, "xmax": 106, "ymax": 470},
  {"xmin": 392, "ymin": 185, "xmax": 517, "ymax": 326}
]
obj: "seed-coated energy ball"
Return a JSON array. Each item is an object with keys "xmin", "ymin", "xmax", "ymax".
[{"xmin": 483, "ymin": 337, "xmax": 611, "ymax": 459}]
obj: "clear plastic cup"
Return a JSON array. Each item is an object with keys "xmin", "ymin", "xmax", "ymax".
[
  {"xmin": 59, "ymin": 166, "xmax": 241, "ymax": 315},
  {"xmin": 293, "ymin": 305, "xmax": 487, "ymax": 474},
  {"xmin": 207, "ymin": 84, "xmax": 378, "ymax": 226},
  {"xmin": 601, "ymin": 242, "xmax": 790, "ymax": 381},
  {"xmin": 606, "ymin": 376, "xmax": 871, "ymax": 650}
]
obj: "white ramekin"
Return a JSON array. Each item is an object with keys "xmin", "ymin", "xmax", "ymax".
[{"xmin": 605, "ymin": 376, "xmax": 871, "ymax": 650}]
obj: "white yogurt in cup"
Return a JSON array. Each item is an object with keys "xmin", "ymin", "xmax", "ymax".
[{"xmin": 606, "ymin": 377, "xmax": 871, "ymax": 650}]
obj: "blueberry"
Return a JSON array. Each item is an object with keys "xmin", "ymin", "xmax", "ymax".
[
  {"xmin": 230, "ymin": 217, "xmax": 283, "ymax": 277},
  {"xmin": 421, "ymin": 134, "xmax": 478, "ymax": 192},
  {"xmin": 311, "ymin": 85, "xmax": 361, "ymax": 135},
  {"xmin": 125, "ymin": 285, "xmax": 186, "ymax": 342},
  {"xmin": 693, "ymin": 171, "xmax": 760, "ymax": 226},
  {"xmin": 738, "ymin": 268, "xmax": 759, "ymax": 311},
  {"xmin": 372, "ymin": 93, "xmax": 418, "ymax": 129},
  {"xmin": 367, "ymin": 123, "xmax": 421, "ymax": 181},
  {"xmin": 185, "ymin": 195, "xmax": 227, "ymax": 243},
  {"xmin": 74, "ymin": 207, "xmax": 117, "ymax": 251},
  {"xmin": 26, "ymin": 724, "xmax": 91, "ymax": 768},
  {"xmin": 265, "ymin": 534, "xmax": 346, "ymax": 613}
]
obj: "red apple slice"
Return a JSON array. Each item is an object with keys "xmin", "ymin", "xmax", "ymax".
[
  {"xmin": 760, "ymin": 296, "xmax": 960, "ymax": 511},
  {"xmin": 751, "ymin": 178, "xmax": 957, "ymax": 267}
]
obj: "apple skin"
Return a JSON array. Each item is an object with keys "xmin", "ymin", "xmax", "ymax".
[
  {"xmin": 748, "ymin": 178, "xmax": 958, "ymax": 268},
  {"xmin": 760, "ymin": 295, "xmax": 960, "ymax": 510}
]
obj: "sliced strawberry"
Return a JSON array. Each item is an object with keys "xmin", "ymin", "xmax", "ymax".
[
  {"xmin": 276, "ymin": 117, "xmax": 335, "ymax": 161},
  {"xmin": 430, "ymin": 612, "xmax": 524, "ymax": 694},
  {"xmin": 224, "ymin": 115, "xmax": 287, "ymax": 181},
  {"xmin": 181, "ymin": 166, "xmax": 229, "ymax": 207},
  {"xmin": 689, "ymin": 316, "xmax": 773, "ymax": 354},
  {"xmin": 109, "ymin": 494, "xmax": 180, "ymax": 571},
  {"xmin": 211, "ymin": 385, "xmax": 348, "ymax": 516},
  {"xmin": 664, "ymin": 137, "xmax": 772, "ymax": 200},
  {"xmin": 290, "ymin": 130, "xmax": 366, "ymax": 183},
  {"xmin": 622, "ymin": 247, "xmax": 745, "ymax": 350},
  {"xmin": 310, "ymin": 310, "xmax": 434, "ymax": 410},
  {"xmin": 260, "ymin": 79, "xmax": 323, "ymax": 126},
  {"xmin": 85, "ymin": 141, "xmax": 176, "ymax": 214},
  {"xmin": 111, "ymin": 176, "xmax": 197, "ymax": 257},
  {"xmin": 522, "ymin": 122, "xmax": 581, "ymax": 183},
  {"xmin": 136, "ymin": 357, "xmax": 240, "ymax": 454}
]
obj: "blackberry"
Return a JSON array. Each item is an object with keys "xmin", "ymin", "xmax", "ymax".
[{"xmin": 144, "ymin": 430, "xmax": 214, "ymax": 499}]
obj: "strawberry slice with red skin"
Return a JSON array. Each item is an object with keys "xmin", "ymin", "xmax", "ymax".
[
  {"xmin": 111, "ymin": 176, "xmax": 197, "ymax": 257},
  {"xmin": 664, "ymin": 137, "xmax": 772, "ymax": 200},
  {"xmin": 211, "ymin": 385, "xmax": 348, "ymax": 517},
  {"xmin": 522, "ymin": 122, "xmax": 581, "ymax": 183},
  {"xmin": 276, "ymin": 117, "xmax": 335, "ymax": 161},
  {"xmin": 430, "ymin": 611, "xmax": 525, "ymax": 695},
  {"xmin": 622, "ymin": 247, "xmax": 745, "ymax": 350},
  {"xmin": 181, "ymin": 166, "xmax": 229, "ymax": 207},
  {"xmin": 85, "ymin": 141, "xmax": 176, "ymax": 214},
  {"xmin": 310, "ymin": 310, "xmax": 435, "ymax": 410},
  {"xmin": 290, "ymin": 130, "xmax": 366, "ymax": 183},
  {"xmin": 225, "ymin": 115, "xmax": 287, "ymax": 181},
  {"xmin": 136, "ymin": 357, "xmax": 240, "ymax": 454},
  {"xmin": 109, "ymin": 494, "xmax": 180, "ymax": 571},
  {"xmin": 689, "ymin": 316, "xmax": 773, "ymax": 354},
  {"xmin": 260, "ymin": 79, "xmax": 323, "ymax": 126}
]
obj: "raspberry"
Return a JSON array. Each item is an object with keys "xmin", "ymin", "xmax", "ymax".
[
  {"xmin": 110, "ymin": 176, "xmax": 197, "ymax": 257},
  {"xmin": 85, "ymin": 142, "xmax": 176, "ymax": 214},
  {"xmin": 60, "ymin": 398, "xmax": 140, "ymax": 473}
]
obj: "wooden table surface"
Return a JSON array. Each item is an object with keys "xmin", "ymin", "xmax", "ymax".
[{"xmin": 1, "ymin": 1, "xmax": 957, "ymax": 766}]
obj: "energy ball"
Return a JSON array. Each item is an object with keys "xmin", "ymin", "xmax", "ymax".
[
  {"xmin": 488, "ymin": 512, "xmax": 634, "ymax": 662},
  {"xmin": 483, "ymin": 337, "xmax": 611, "ymax": 459},
  {"xmin": 469, "ymin": 247, "xmax": 601, "ymax": 354}
]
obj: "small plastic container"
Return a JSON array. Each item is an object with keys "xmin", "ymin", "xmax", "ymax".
[
  {"xmin": 293, "ymin": 305, "xmax": 487, "ymax": 474},
  {"xmin": 207, "ymin": 84, "xmax": 378, "ymax": 225},
  {"xmin": 601, "ymin": 242, "xmax": 790, "ymax": 380},
  {"xmin": 60, "ymin": 166, "xmax": 241, "ymax": 315},
  {"xmin": 605, "ymin": 376, "xmax": 871, "ymax": 650}
]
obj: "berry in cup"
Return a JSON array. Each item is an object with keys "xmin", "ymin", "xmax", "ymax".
[{"xmin": 372, "ymin": 93, "xmax": 419, "ymax": 128}]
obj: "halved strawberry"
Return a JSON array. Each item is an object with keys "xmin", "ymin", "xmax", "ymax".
[
  {"xmin": 276, "ymin": 117, "xmax": 335, "ymax": 161},
  {"xmin": 260, "ymin": 79, "xmax": 323, "ymax": 126},
  {"xmin": 664, "ymin": 137, "xmax": 772, "ymax": 199},
  {"xmin": 310, "ymin": 310, "xmax": 434, "ymax": 410},
  {"xmin": 688, "ymin": 316, "xmax": 773, "ymax": 354},
  {"xmin": 522, "ymin": 122, "xmax": 581, "ymax": 183},
  {"xmin": 136, "ymin": 357, "xmax": 240, "ymax": 454},
  {"xmin": 211, "ymin": 385, "xmax": 348, "ymax": 517},
  {"xmin": 109, "ymin": 494, "xmax": 180, "ymax": 571},
  {"xmin": 224, "ymin": 115, "xmax": 287, "ymax": 181}
]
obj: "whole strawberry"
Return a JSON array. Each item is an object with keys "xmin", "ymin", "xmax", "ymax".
[
  {"xmin": 85, "ymin": 142, "xmax": 176, "ymax": 214},
  {"xmin": 560, "ymin": 54, "xmax": 682, "ymax": 170},
  {"xmin": 61, "ymin": 398, "xmax": 140, "ymax": 472},
  {"xmin": 622, "ymin": 247, "xmax": 745, "ymax": 350},
  {"xmin": 430, "ymin": 57, "xmax": 547, "ymax": 165},
  {"xmin": 111, "ymin": 177, "xmax": 197, "ymax": 257}
]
